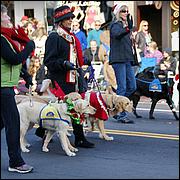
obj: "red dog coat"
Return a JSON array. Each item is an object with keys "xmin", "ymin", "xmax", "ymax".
[{"xmin": 81, "ymin": 91, "xmax": 109, "ymax": 121}]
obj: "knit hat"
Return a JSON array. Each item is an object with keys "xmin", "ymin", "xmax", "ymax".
[
  {"xmin": 21, "ymin": 16, "xmax": 28, "ymax": 21},
  {"xmin": 112, "ymin": 3, "xmax": 126, "ymax": 15},
  {"xmin": 54, "ymin": 5, "xmax": 75, "ymax": 23},
  {"xmin": 163, "ymin": 48, "xmax": 172, "ymax": 55}
]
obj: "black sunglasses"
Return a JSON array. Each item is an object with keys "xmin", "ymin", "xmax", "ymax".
[{"xmin": 120, "ymin": 10, "xmax": 129, "ymax": 13}]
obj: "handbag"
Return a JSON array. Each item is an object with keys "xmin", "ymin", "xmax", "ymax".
[
  {"xmin": 131, "ymin": 37, "xmax": 141, "ymax": 66},
  {"xmin": 131, "ymin": 44, "xmax": 141, "ymax": 66}
]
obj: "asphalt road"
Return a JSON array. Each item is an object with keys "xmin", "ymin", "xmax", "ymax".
[{"xmin": 1, "ymin": 98, "xmax": 179, "ymax": 179}]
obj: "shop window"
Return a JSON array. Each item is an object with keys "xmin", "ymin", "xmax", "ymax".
[{"xmin": 24, "ymin": 9, "xmax": 34, "ymax": 18}]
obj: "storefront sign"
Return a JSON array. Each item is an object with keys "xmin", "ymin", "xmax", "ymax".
[{"xmin": 61, "ymin": 1, "xmax": 101, "ymax": 7}]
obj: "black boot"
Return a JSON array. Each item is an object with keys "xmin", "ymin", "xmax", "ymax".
[
  {"xmin": 35, "ymin": 127, "xmax": 46, "ymax": 138},
  {"xmin": 72, "ymin": 122, "xmax": 95, "ymax": 148},
  {"xmin": 35, "ymin": 127, "xmax": 53, "ymax": 143}
]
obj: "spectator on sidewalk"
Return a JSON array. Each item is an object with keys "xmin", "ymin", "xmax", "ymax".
[
  {"xmin": 109, "ymin": 4, "xmax": 136, "ymax": 123},
  {"xmin": 154, "ymin": 48, "xmax": 177, "ymax": 81},
  {"xmin": 72, "ymin": 19, "xmax": 87, "ymax": 53},
  {"xmin": 135, "ymin": 20, "xmax": 153, "ymax": 57},
  {"xmin": 87, "ymin": 19, "xmax": 103, "ymax": 48},
  {"xmin": 144, "ymin": 41, "xmax": 163, "ymax": 64}
]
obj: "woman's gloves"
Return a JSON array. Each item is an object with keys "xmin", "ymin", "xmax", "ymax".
[
  {"xmin": 64, "ymin": 61, "xmax": 76, "ymax": 70},
  {"xmin": 127, "ymin": 14, "xmax": 133, "ymax": 30}
]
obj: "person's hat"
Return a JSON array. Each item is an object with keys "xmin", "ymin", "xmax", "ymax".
[
  {"xmin": 54, "ymin": 5, "xmax": 75, "ymax": 23},
  {"xmin": 112, "ymin": 3, "xmax": 126, "ymax": 15},
  {"xmin": 163, "ymin": 48, "xmax": 172, "ymax": 55},
  {"xmin": 21, "ymin": 16, "xmax": 28, "ymax": 21}
]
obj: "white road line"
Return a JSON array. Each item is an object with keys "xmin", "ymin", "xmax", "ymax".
[{"xmin": 136, "ymin": 107, "xmax": 179, "ymax": 113}]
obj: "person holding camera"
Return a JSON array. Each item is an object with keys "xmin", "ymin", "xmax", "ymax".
[{"xmin": 109, "ymin": 4, "xmax": 136, "ymax": 123}]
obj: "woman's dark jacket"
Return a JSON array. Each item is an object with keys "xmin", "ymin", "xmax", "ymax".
[
  {"xmin": 44, "ymin": 31, "xmax": 82, "ymax": 94},
  {"xmin": 109, "ymin": 21, "xmax": 134, "ymax": 64}
]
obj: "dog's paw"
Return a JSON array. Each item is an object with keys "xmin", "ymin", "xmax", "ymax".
[
  {"xmin": 72, "ymin": 147, "xmax": 78, "ymax": 152},
  {"xmin": 42, "ymin": 147, "xmax": 49, "ymax": 152},
  {"xmin": 105, "ymin": 136, "xmax": 114, "ymax": 141},
  {"xmin": 67, "ymin": 152, "xmax": 76, "ymax": 156},
  {"xmin": 25, "ymin": 143, "xmax": 31, "ymax": 148},
  {"xmin": 69, "ymin": 146, "xmax": 78, "ymax": 152},
  {"xmin": 21, "ymin": 148, "xmax": 30, "ymax": 153},
  {"xmin": 99, "ymin": 134, "xmax": 114, "ymax": 141}
]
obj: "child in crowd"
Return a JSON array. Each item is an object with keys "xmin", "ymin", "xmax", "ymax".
[{"xmin": 144, "ymin": 41, "xmax": 163, "ymax": 64}]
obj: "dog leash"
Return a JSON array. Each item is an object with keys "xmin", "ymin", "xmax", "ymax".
[{"xmin": 28, "ymin": 85, "xmax": 33, "ymax": 107}]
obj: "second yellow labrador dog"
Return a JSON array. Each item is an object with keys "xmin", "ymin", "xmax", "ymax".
[{"xmin": 83, "ymin": 91, "xmax": 133, "ymax": 141}]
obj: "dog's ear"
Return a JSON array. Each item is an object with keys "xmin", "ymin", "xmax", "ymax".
[
  {"xmin": 65, "ymin": 92, "xmax": 82, "ymax": 101},
  {"xmin": 107, "ymin": 94, "xmax": 114, "ymax": 109},
  {"xmin": 113, "ymin": 95, "xmax": 123, "ymax": 112},
  {"xmin": 63, "ymin": 95, "xmax": 69, "ymax": 103},
  {"xmin": 73, "ymin": 100, "xmax": 83, "ymax": 114},
  {"xmin": 105, "ymin": 86, "xmax": 116, "ymax": 95}
]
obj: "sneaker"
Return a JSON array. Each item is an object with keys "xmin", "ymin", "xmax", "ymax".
[
  {"xmin": 117, "ymin": 116, "xmax": 134, "ymax": 124},
  {"xmin": 8, "ymin": 164, "xmax": 33, "ymax": 174},
  {"xmin": 113, "ymin": 112, "xmax": 128, "ymax": 120}
]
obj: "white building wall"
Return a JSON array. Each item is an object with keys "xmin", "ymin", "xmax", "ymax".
[{"xmin": 14, "ymin": 1, "xmax": 45, "ymax": 26}]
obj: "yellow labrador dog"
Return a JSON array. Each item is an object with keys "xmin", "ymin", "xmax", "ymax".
[
  {"xmin": 83, "ymin": 91, "xmax": 133, "ymax": 141},
  {"xmin": 18, "ymin": 97, "xmax": 96, "ymax": 156}
]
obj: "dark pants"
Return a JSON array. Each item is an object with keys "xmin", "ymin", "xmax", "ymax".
[{"xmin": 1, "ymin": 87, "xmax": 25, "ymax": 168}]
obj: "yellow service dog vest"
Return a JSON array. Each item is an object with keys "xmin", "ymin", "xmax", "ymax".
[{"xmin": 39, "ymin": 103, "xmax": 69, "ymax": 130}]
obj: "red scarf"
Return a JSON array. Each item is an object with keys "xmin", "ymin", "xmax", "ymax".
[
  {"xmin": 1, "ymin": 26, "xmax": 33, "ymax": 62},
  {"xmin": 69, "ymin": 32, "xmax": 84, "ymax": 67}
]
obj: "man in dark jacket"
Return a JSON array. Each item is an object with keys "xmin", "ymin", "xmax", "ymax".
[
  {"xmin": 35, "ymin": 5, "xmax": 94, "ymax": 148},
  {"xmin": 109, "ymin": 4, "xmax": 136, "ymax": 123}
]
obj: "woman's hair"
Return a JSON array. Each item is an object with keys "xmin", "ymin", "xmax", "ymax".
[
  {"xmin": 114, "ymin": 5, "xmax": 128, "ymax": 22},
  {"xmin": 138, "ymin": 20, "xmax": 148, "ymax": 32},
  {"xmin": 28, "ymin": 56, "xmax": 41, "ymax": 76},
  {"xmin": 1, "ymin": 4, "xmax": 8, "ymax": 13}
]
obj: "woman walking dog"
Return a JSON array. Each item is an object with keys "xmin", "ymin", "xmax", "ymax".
[
  {"xmin": 109, "ymin": 4, "xmax": 136, "ymax": 123},
  {"xmin": 35, "ymin": 5, "xmax": 95, "ymax": 148}
]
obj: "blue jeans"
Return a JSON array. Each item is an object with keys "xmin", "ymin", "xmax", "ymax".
[{"xmin": 112, "ymin": 62, "xmax": 137, "ymax": 97}]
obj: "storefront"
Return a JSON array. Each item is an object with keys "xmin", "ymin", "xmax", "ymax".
[{"xmin": 3, "ymin": 1, "xmax": 179, "ymax": 52}]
